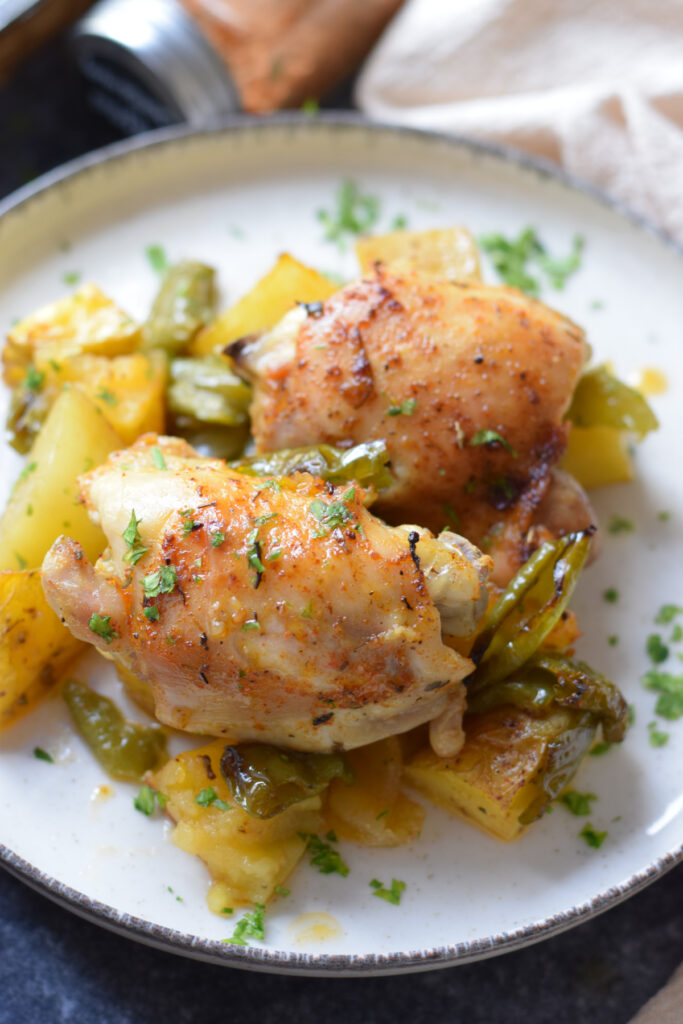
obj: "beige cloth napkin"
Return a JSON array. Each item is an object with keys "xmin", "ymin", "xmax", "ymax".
[
  {"xmin": 355, "ymin": 0, "xmax": 683, "ymax": 243},
  {"xmin": 358, "ymin": 2, "xmax": 682, "ymax": 1016}
]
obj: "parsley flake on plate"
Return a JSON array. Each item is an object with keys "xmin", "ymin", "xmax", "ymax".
[
  {"xmin": 300, "ymin": 831, "xmax": 349, "ymax": 877},
  {"xmin": 370, "ymin": 878, "xmax": 406, "ymax": 905},
  {"xmin": 146, "ymin": 244, "xmax": 169, "ymax": 274},
  {"xmin": 607, "ymin": 514, "xmax": 634, "ymax": 535},
  {"xmin": 195, "ymin": 787, "xmax": 231, "ymax": 810},
  {"xmin": 655, "ymin": 604, "xmax": 683, "ymax": 625},
  {"xmin": 318, "ymin": 179, "xmax": 380, "ymax": 249},
  {"xmin": 642, "ymin": 669, "xmax": 683, "ymax": 720},
  {"xmin": 479, "ymin": 227, "xmax": 583, "ymax": 295},
  {"xmin": 222, "ymin": 903, "xmax": 266, "ymax": 945},
  {"xmin": 559, "ymin": 791, "xmax": 597, "ymax": 816},
  {"xmin": 646, "ymin": 634, "xmax": 669, "ymax": 665},
  {"xmin": 33, "ymin": 747, "xmax": 53, "ymax": 763},
  {"xmin": 151, "ymin": 446, "xmax": 167, "ymax": 470},
  {"xmin": 388, "ymin": 397, "xmax": 417, "ymax": 417},
  {"xmin": 134, "ymin": 785, "xmax": 156, "ymax": 816},
  {"xmin": 579, "ymin": 824, "xmax": 607, "ymax": 849},
  {"xmin": 648, "ymin": 721, "xmax": 670, "ymax": 747}
]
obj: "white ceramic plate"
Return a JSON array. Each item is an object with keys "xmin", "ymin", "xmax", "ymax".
[{"xmin": 0, "ymin": 117, "xmax": 681, "ymax": 975}]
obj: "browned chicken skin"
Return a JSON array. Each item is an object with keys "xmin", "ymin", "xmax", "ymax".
[
  {"xmin": 42, "ymin": 435, "xmax": 491, "ymax": 755},
  {"xmin": 233, "ymin": 267, "xmax": 590, "ymax": 584}
]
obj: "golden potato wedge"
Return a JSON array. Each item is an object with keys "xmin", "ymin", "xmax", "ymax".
[
  {"xmin": 356, "ymin": 226, "xmax": 481, "ymax": 280},
  {"xmin": 3, "ymin": 283, "xmax": 141, "ymax": 386},
  {"xmin": 404, "ymin": 708, "xmax": 594, "ymax": 841},
  {"xmin": 192, "ymin": 254, "xmax": 338, "ymax": 356},
  {"xmin": 560, "ymin": 425, "xmax": 634, "ymax": 489},
  {"xmin": 0, "ymin": 388, "xmax": 122, "ymax": 571},
  {"xmin": 325, "ymin": 737, "xmax": 424, "ymax": 847},
  {"xmin": 43, "ymin": 350, "xmax": 166, "ymax": 444},
  {"xmin": 150, "ymin": 739, "xmax": 324, "ymax": 908},
  {"xmin": 0, "ymin": 569, "xmax": 83, "ymax": 729}
]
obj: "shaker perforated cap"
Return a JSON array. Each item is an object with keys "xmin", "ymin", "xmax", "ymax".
[{"xmin": 71, "ymin": 0, "xmax": 239, "ymax": 131}]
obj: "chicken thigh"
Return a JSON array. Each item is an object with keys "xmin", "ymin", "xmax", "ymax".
[
  {"xmin": 42, "ymin": 435, "xmax": 491, "ymax": 755},
  {"xmin": 231, "ymin": 267, "xmax": 589, "ymax": 584}
]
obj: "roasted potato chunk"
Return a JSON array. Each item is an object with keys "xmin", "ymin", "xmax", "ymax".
[
  {"xmin": 404, "ymin": 707, "xmax": 595, "ymax": 841},
  {"xmin": 0, "ymin": 388, "xmax": 121, "ymax": 570},
  {"xmin": 3, "ymin": 283, "xmax": 140, "ymax": 385},
  {"xmin": 191, "ymin": 254, "xmax": 337, "ymax": 356},
  {"xmin": 356, "ymin": 226, "xmax": 481, "ymax": 280},
  {"xmin": 150, "ymin": 739, "xmax": 324, "ymax": 907},
  {"xmin": 0, "ymin": 570, "xmax": 83, "ymax": 729},
  {"xmin": 325, "ymin": 737, "xmax": 424, "ymax": 847}
]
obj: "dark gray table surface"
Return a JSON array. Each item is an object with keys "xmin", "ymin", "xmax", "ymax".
[{"xmin": 1, "ymin": 35, "xmax": 681, "ymax": 1024}]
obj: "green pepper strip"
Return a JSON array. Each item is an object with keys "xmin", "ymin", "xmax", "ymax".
[
  {"xmin": 220, "ymin": 742, "xmax": 354, "ymax": 819},
  {"xmin": 567, "ymin": 364, "xmax": 658, "ymax": 438},
  {"xmin": 63, "ymin": 678, "xmax": 167, "ymax": 782},
  {"xmin": 142, "ymin": 260, "xmax": 217, "ymax": 354},
  {"xmin": 468, "ymin": 529, "xmax": 593, "ymax": 692},
  {"xmin": 518, "ymin": 713, "xmax": 597, "ymax": 824},
  {"xmin": 467, "ymin": 654, "xmax": 629, "ymax": 744},
  {"xmin": 230, "ymin": 440, "xmax": 393, "ymax": 496}
]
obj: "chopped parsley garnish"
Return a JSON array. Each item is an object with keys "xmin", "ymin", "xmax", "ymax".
[
  {"xmin": 223, "ymin": 903, "xmax": 266, "ymax": 945},
  {"xmin": 18, "ymin": 460, "xmax": 37, "ymax": 483},
  {"xmin": 479, "ymin": 227, "xmax": 583, "ymax": 295},
  {"xmin": 579, "ymin": 824, "xmax": 607, "ymax": 849},
  {"xmin": 318, "ymin": 179, "xmax": 380, "ymax": 248},
  {"xmin": 195, "ymin": 787, "xmax": 231, "ymax": 810},
  {"xmin": 146, "ymin": 244, "xmax": 169, "ymax": 274},
  {"xmin": 672, "ymin": 624, "xmax": 683, "ymax": 643},
  {"xmin": 375, "ymin": 809, "xmax": 390, "ymax": 820},
  {"xmin": 301, "ymin": 599, "xmax": 314, "ymax": 619},
  {"xmin": 211, "ymin": 530, "xmax": 225, "ymax": 548},
  {"xmin": 603, "ymin": 588, "xmax": 619, "ymax": 603},
  {"xmin": 266, "ymin": 548, "xmax": 283, "ymax": 561},
  {"xmin": 62, "ymin": 270, "xmax": 81, "ymax": 286},
  {"xmin": 134, "ymin": 785, "xmax": 156, "ymax": 815},
  {"xmin": 142, "ymin": 564, "xmax": 177, "ymax": 598},
  {"xmin": 648, "ymin": 721, "xmax": 670, "ymax": 747},
  {"xmin": 301, "ymin": 97, "xmax": 319, "ymax": 116},
  {"xmin": 95, "ymin": 387, "xmax": 118, "ymax": 406},
  {"xmin": 143, "ymin": 606, "xmax": 160, "ymax": 622},
  {"xmin": 273, "ymin": 885, "xmax": 290, "ymax": 896},
  {"xmin": 469, "ymin": 429, "xmax": 517, "ymax": 457},
  {"xmin": 370, "ymin": 878, "xmax": 406, "ymax": 905},
  {"xmin": 642, "ymin": 669, "xmax": 683, "ymax": 720},
  {"xmin": 655, "ymin": 604, "xmax": 683, "ymax": 625},
  {"xmin": 15, "ymin": 551, "xmax": 27, "ymax": 569},
  {"xmin": 607, "ymin": 514, "xmax": 634, "ymax": 535},
  {"xmin": 88, "ymin": 613, "xmax": 118, "ymax": 644},
  {"xmin": 33, "ymin": 747, "xmax": 53, "ymax": 763},
  {"xmin": 24, "ymin": 365, "xmax": 44, "ymax": 391},
  {"xmin": 221, "ymin": 907, "xmax": 234, "ymax": 915},
  {"xmin": 658, "ymin": 511, "xmax": 671, "ymax": 522},
  {"xmin": 156, "ymin": 791, "xmax": 168, "ymax": 809},
  {"xmin": 241, "ymin": 618, "xmax": 260, "ymax": 631},
  {"xmin": 254, "ymin": 512, "xmax": 278, "ymax": 526},
  {"xmin": 560, "ymin": 791, "xmax": 597, "ymax": 816},
  {"xmin": 300, "ymin": 831, "xmax": 349, "ymax": 877},
  {"xmin": 589, "ymin": 742, "xmax": 612, "ymax": 757},
  {"xmin": 151, "ymin": 446, "xmax": 167, "ymax": 470},
  {"xmin": 122, "ymin": 510, "xmax": 149, "ymax": 565},
  {"xmin": 308, "ymin": 492, "xmax": 355, "ymax": 536},
  {"xmin": 646, "ymin": 634, "xmax": 669, "ymax": 664},
  {"xmin": 390, "ymin": 213, "xmax": 408, "ymax": 230},
  {"xmin": 246, "ymin": 528, "xmax": 265, "ymax": 585},
  {"xmin": 388, "ymin": 397, "xmax": 417, "ymax": 416},
  {"xmin": 608, "ymin": 635, "xmax": 619, "ymax": 646},
  {"xmin": 182, "ymin": 516, "xmax": 198, "ymax": 536}
]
